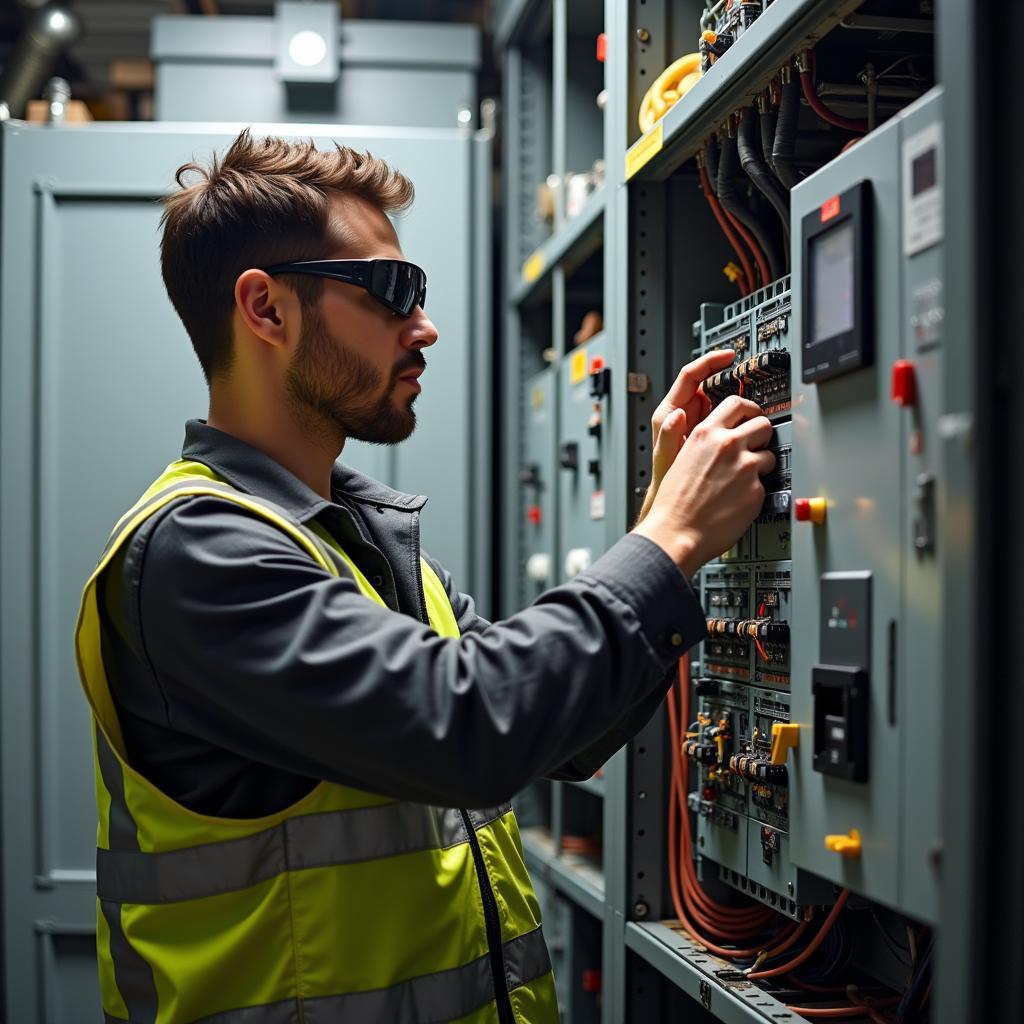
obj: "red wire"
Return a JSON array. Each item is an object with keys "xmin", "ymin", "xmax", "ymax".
[
  {"xmin": 747, "ymin": 889, "xmax": 850, "ymax": 979},
  {"xmin": 799, "ymin": 53, "xmax": 868, "ymax": 134},
  {"xmin": 666, "ymin": 667, "xmax": 809, "ymax": 960},
  {"xmin": 722, "ymin": 208, "xmax": 769, "ymax": 290},
  {"xmin": 698, "ymin": 161, "xmax": 752, "ymax": 296},
  {"xmin": 787, "ymin": 997, "xmax": 900, "ymax": 1019}
]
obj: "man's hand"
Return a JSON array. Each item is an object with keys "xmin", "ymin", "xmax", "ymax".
[
  {"xmin": 636, "ymin": 349, "xmax": 737, "ymax": 524},
  {"xmin": 633, "ymin": 395, "xmax": 775, "ymax": 579}
]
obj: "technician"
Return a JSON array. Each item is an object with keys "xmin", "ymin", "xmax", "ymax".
[{"xmin": 74, "ymin": 130, "xmax": 774, "ymax": 1024}]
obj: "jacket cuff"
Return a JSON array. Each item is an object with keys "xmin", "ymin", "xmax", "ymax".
[{"xmin": 579, "ymin": 534, "xmax": 707, "ymax": 668}]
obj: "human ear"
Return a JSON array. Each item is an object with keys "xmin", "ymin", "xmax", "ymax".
[{"xmin": 234, "ymin": 269, "xmax": 297, "ymax": 351}]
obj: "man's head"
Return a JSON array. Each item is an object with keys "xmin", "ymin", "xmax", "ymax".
[{"xmin": 159, "ymin": 129, "xmax": 437, "ymax": 446}]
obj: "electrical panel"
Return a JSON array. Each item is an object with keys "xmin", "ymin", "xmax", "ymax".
[{"xmin": 501, "ymin": 1, "xmax": 961, "ymax": 1021}]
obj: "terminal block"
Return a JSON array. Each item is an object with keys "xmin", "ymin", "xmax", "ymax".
[
  {"xmin": 706, "ymin": 617, "xmax": 790, "ymax": 643},
  {"xmin": 683, "ymin": 740, "xmax": 719, "ymax": 766},
  {"xmin": 700, "ymin": 350, "xmax": 791, "ymax": 417},
  {"xmin": 729, "ymin": 751, "xmax": 788, "ymax": 784}
]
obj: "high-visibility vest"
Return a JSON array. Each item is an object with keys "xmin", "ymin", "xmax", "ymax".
[{"xmin": 74, "ymin": 459, "xmax": 558, "ymax": 1024}]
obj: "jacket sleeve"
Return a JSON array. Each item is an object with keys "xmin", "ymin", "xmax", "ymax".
[
  {"xmin": 131, "ymin": 497, "xmax": 707, "ymax": 808},
  {"xmin": 423, "ymin": 553, "xmax": 690, "ymax": 781}
]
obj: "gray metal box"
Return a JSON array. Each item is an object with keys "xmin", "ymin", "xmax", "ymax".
[
  {"xmin": 789, "ymin": 90, "xmax": 945, "ymax": 922},
  {"xmin": 152, "ymin": 15, "xmax": 480, "ymax": 129}
]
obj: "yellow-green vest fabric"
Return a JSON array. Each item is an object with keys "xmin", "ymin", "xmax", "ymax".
[{"xmin": 74, "ymin": 460, "xmax": 558, "ymax": 1024}]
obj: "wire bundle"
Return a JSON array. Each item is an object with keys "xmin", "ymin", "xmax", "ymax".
[
  {"xmin": 665, "ymin": 660, "xmax": 913, "ymax": 1020},
  {"xmin": 638, "ymin": 53, "xmax": 702, "ymax": 133}
]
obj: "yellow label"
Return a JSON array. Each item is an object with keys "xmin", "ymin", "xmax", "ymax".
[
  {"xmin": 625, "ymin": 122, "xmax": 664, "ymax": 180},
  {"xmin": 531, "ymin": 385, "xmax": 545, "ymax": 409},
  {"xmin": 570, "ymin": 350, "xmax": 588, "ymax": 386},
  {"xmin": 522, "ymin": 249, "xmax": 546, "ymax": 283}
]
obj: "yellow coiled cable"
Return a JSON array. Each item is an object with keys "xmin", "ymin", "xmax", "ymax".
[{"xmin": 638, "ymin": 52, "xmax": 702, "ymax": 133}]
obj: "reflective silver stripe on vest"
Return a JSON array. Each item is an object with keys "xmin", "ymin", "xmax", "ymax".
[
  {"xmin": 97, "ymin": 802, "xmax": 515, "ymax": 905},
  {"xmin": 140, "ymin": 927, "xmax": 551, "ymax": 1024},
  {"xmin": 100, "ymin": 899, "xmax": 159, "ymax": 1024},
  {"xmin": 102, "ymin": 926, "xmax": 549, "ymax": 1024},
  {"xmin": 96, "ymin": 726, "xmax": 139, "ymax": 851},
  {"xmin": 95, "ymin": 731, "xmax": 160, "ymax": 1020},
  {"xmin": 465, "ymin": 804, "xmax": 512, "ymax": 831}
]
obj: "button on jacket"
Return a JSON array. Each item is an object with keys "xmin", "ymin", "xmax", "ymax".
[{"xmin": 82, "ymin": 420, "xmax": 707, "ymax": 1023}]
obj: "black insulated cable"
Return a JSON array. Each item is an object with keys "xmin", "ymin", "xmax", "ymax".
[
  {"xmin": 772, "ymin": 76, "xmax": 801, "ymax": 190},
  {"xmin": 758, "ymin": 98, "xmax": 778, "ymax": 178},
  {"xmin": 704, "ymin": 135, "xmax": 721, "ymax": 194},
  {"xmin": 737, "ymin": 108, "xmax": 790, "ymax": 263},
  {"xmin": 719, "ymin": 130, "xmax": 784, "ymax": 282}
]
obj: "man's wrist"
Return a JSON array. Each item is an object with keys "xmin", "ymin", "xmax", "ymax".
[{"xmin": 631, "ymin": 520, "xmax": 701, "ymax": 580}]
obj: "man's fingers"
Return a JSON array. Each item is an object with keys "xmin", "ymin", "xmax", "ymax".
[
  {"xmin": 706, "ymin": 394, "xmax": 764, "ymax": 429},
  {"xmin": 735, "ymin": 414, "xmax": 774, "ymax": 451},
  {"xmin": 652, "ymin": 408, "xmax": 688, "ymax": 477},
  {"xmin": 750, "ymin": 448, "xmax": 777, "ymax": 477},
  {"xmin": 662, "ymin": 349, "xmax": 736, "ymax": 410}
]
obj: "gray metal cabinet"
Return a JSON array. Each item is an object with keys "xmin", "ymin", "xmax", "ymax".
[{"xmin": 0, "ymin": 118, "xmax": 490, "ymax": 1022}]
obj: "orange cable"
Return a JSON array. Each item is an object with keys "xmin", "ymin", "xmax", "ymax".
[
  {"xmin": 722, "ymin": 208, "xmax": 769, "ymax": 289},
  {"xmin": 748, "ymin": 889, "xmax": 850, "ymax": 979},
  {"xmin": 698, "ymin": 161, "xmax": 752, "ymax": 296}
]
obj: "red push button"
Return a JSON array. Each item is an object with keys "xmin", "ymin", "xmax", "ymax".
[
  {"xmin": 527, "ymin": 505, "xmax": 542, "ymax": 526},
  {"xmin": 891, "ymin": 359, "xmax": 917, "ymax": 407},
  {"xmin": 582, "ymin": 969, "xmax": 603, "ymax": 993},
  {"xmin": 795, "ymin": 497, "xmax": 826, "ymax": 524},
  {"xmin": 596, "ymin": 33, "xmax": 607, "ymax": 62}
]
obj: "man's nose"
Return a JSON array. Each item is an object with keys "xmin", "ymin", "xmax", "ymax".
[{"xmin": 403, "ymin": 308, "xmax": 438, "ymax": 349}]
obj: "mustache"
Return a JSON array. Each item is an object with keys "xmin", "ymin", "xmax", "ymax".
[{"xmin": 392, "ymin": 355, "xmax": 426, "ymax": 381}]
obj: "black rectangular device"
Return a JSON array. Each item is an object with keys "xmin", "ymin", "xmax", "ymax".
[{"xmin": 800, "ymin": 180, "xmax": 873, "ymax": 384}]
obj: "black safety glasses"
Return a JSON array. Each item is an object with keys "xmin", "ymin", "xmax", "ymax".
[{"xmin": 263, "ymin": 259, "xmax": 427, "ymax": 317}]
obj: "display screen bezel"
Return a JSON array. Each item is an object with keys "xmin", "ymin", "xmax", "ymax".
[{"xmin": 800, "ymin": 180, "xmax": 873, "ymax": 384}]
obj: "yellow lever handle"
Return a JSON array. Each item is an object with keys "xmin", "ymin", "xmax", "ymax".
[
  {"xmin": 770, "ymin": 723, "xmax": 800, "ymax": 765},
  {"xmin": 824, "ymin": 829, "xmax": 862, "ymax": 858}
]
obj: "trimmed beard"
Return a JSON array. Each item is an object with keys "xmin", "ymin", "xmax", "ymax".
[{"xmin": 285, "ymin": 303, "xmax": 418, "ymax": 447}]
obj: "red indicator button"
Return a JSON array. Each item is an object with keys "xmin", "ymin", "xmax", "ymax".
[
  {"xmin": 582, "ymin": 969, "xmax": 603, "ymax": 993},
  {"xmin": 590, "ymin": 355, "xmax": 606, "ymax": 373},
  {"xmin": 820, "ymin": 195, "xmax": 841, "ymax": 222},
  {"xmin": 795, "ymin": 497, "xmax": 827, "ymax": 524},
  {"xmin": 527, "ymin": 505, "xmax": 542, "ymax": 526},
  {"xmin": 891, "ymin": 359, "xmax": 917, "ymax": 407},
  {"xmin": 596, "ymin": 33, "xmax": 607, "ymax": 63}
]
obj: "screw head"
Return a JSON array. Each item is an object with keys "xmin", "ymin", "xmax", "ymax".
[
  {"xmin": 787, "ymin": 881, "xmax": 794, "ymax": 895},
  {"xmin": 633, "ymin": 901, "xmax": 650, "ymax": 919},
  {"xmin": 635, "ymin": 27, "xmax": 651, "ymax": 44}
]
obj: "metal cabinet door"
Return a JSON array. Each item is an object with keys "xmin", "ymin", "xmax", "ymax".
[{"xmin": 0, "ymin": 119, "xmax": 486, "ymax": 1022}]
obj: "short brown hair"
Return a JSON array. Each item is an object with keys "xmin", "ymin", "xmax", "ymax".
[{"xmin": 160, "ymin": 129, "xmax": 414, "ymax": 382}]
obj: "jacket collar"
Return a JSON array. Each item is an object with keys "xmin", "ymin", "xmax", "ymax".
[{"xmin": 181, "ymin": 419, "xmax": 426, "ymax": 523}]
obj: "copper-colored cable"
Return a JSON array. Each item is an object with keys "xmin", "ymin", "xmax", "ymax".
[
  {"xmin": 747, "ymin": 889, "xmax": 850, "ymax": 979},
  {"xmin": 722, "ymin": 208, "xmax": 769, "ymax": 289},
  {"xmin": 666, "ymin": 674, "xmax": 808, "ymax": 959},
  {"xmin": 698, "ymin": 161, "xmax": 753, "ymax": 296}
]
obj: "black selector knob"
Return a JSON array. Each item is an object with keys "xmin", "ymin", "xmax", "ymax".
[
  {"xmin": 559, "ymin": 442, "xmax": 579, "ymax": 471},
  {"xmin": 519, "ymin": 464, "xmax": 541, "ymax": 487}
]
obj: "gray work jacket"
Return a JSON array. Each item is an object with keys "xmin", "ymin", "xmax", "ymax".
[{"xmin": 97, "ymin": 420, "xmax": 707, "ymax": 817}]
